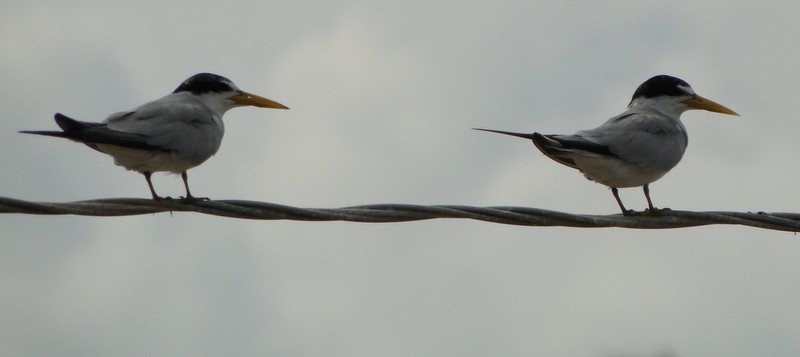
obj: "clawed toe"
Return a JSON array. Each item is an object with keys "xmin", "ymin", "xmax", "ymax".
[
  {"xmin": 644, "ymin": 207, "xmax": 671, "ymax": 216},
  {"xmin": 181, "ymin": 195, "xmax": 209, "ymax": 203}
]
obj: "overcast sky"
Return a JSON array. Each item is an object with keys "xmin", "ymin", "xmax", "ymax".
[{"xmin": 2, "ymin": 0, "xmax": 800, "ymax": 356}]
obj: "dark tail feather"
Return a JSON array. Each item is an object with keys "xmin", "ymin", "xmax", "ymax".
[
  {"xmin": 472, "ymin": 128, "xmax": 536, "ymax": 140},
  {"xmin": 21, "ymin": 113, "xmax": 165, "ymax": 152},
  {"xmin": 531, "ymin": 132, "xmax": 561, "ymax": 156},
  {"xmin": 20, "ymin": 113, "xmax": 102, "ymax": 137},
  {"xmin": 534, "ymin": 133, "xmax": 615, "ymax": 157},
  {"xmin": 531, "ymin": 133, "xmax": 578, "ymax": 168},
  {"xmin": 474, "ymin": 128, "xmax": 582, "ymax": 169}
]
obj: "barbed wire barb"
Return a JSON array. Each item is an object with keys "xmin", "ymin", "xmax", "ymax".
[{"xmin": 1, "ymin": 196, "xmax": 798, "ymax": 232}]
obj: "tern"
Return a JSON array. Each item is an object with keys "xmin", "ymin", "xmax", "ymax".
[
  {"xmin": 21, "ymin": 73, "xmax": 288, "ymax": 201},
  {"xmin": 475, "ymin": 75, "xmax": 738, "ymax": 215}
]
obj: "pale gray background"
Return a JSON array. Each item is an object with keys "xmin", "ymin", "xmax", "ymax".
[{"xmin": 2, "ymin": 1, "xmax": 799, "ymax": 356}]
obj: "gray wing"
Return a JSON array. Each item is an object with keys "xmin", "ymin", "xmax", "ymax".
[
  {"xmin": 576, "ymin": 110, "xmax": 688, "ymax": 172},
  {"xmin": 103, "ymin": 95, "xmax": 224, "ymax": 163}
]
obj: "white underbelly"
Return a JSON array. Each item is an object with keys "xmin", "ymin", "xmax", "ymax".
[
  {"xmin": 572, "ymin": 155, "xmax": 669, "ymax": 188},
  {"xmin": 95, "ymin": 144, "xmax": 197, "ymax": 173}
]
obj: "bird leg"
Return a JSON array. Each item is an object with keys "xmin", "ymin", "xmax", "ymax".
[
  {"xmin": 181, "ymin": 171, "xmax": 209, "ymax": 202},
  {"xmin": 144, "ymin": 172, "xmax": 167, "ymax": 200},
  {"xmin": 642, "ymin": 184, "xmax": 670, "ymax": 216},
  {"xmin": 643, "ymin": 184, "xmax": 656, "ymax": 211},
  {"xmin": 611, "ymin": 187, "xmax": 635, "ymax": 216}
]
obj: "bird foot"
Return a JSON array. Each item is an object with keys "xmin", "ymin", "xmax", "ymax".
[
  {"xmin": 621, "ymin": 209, "xmax": 643, "ymax": 217},
  {"xmin": 620, "ymin": 208, "xmax": 671, "ymax": 216},
  {"xmin": 180, "ymin": 195, "xmax": 210, "ymax": 203},
  {"xmin": 150, "ymin": 195, "xmax": 208, "ymax": 203},
  {"xmin": 644, "ymin": 207, "xmax": 671, "ymax": 216}
]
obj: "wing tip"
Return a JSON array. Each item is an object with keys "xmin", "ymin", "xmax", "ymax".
[
  {"xmin": 472, "ymin": 128, "xmax": 536, "ymax": 140},
  {"xmin": 53, "ymin": 113, "xmax": 83, "ymax": 131},
  {"xmin": 20, "ymin": 113, "xmax": 82, "ymax": 136},
  {"xmin": 18, "ymin": 130, "xmax": 67, "ymax": 138}
]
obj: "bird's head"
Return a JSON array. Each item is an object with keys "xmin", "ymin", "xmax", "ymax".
[
  {"xmin": 174, "ymin": 73, "xmax": 289, "ymax": 113},
  {"xmin": 628, "ymin": 75, "xmax": 738, "ymax": 117}
]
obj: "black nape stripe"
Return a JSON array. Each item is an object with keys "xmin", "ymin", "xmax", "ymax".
[{"xmin": 173, "ymin": 73, "xmax": 234, "ymax": 94}]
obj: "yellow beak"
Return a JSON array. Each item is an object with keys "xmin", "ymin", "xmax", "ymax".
[
  {"xmin": 231, "ymin": 91, "xmax": 289, "ymax": 109},
  {"xmin": 683, "ymin": 95, "xmax": 739, "ymax": 116}
]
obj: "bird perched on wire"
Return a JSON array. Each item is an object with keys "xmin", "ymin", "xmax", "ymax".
[
  {"xmin": 20, "ymin": 73, "xmax": 288, "ymax": 201},
  {"xmin": 474, "ymin": 75, "xmax": 738, "ymax": 215}
]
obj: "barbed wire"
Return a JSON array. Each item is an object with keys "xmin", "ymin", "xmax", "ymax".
[{"xmin": 2, "ymin": 196, "xmax": 798, "ymax": 232}]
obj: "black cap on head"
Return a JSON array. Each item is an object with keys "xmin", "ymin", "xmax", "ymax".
[
  {"xmin": 631, "ymin": 75, "xmax": 693, "ymax": 101},
  {"xmin": 173, "ymin": 73, "xmax": 235, "ymax": 94}
]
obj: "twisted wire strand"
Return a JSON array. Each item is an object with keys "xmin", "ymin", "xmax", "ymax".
[{"xmin": 1, "ymin": 196, "xmax": 798, "ymax": 232}]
